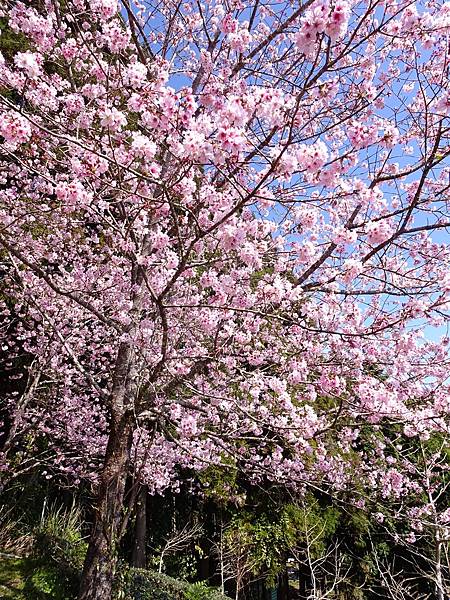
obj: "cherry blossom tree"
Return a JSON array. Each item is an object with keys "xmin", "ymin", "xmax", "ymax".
[{"xmin": 1, "ymin": 0, "xmax": 450, "ymax": 598}]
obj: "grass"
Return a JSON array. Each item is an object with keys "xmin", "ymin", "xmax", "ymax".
[
  {"xmin": 0, "ymin": 501, "xmax": 86, "ymax": 600},
  {"xmin": 0, "ymin": 556, "xmax": 28, "ymax": 599},
  {"xmin": 0, "ymin": 556, "xmax": 79, "ymax": 599}
]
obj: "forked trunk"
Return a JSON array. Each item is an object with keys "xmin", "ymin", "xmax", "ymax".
[
  {"xmin": 78, "ymin": 258, "xmax": 151, "ymax": 599},
  {"xmin": 78, "ymin": 412, "xmax": 134, "ymax": 600}
]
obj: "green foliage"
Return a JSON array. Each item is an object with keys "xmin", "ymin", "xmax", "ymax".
[
  {"xmin": 116, "ymin": 568, "xmax": 190, "ymax": 600},
  {"xmin": 0, "ymin": 557, "xmax": 27, "ymax": 599},
  {"xmin": 33, "ymin": 501, "xmax": 87, "ymax": 571},
  {"xmin": 166, "ymin": 550, "xmax": 199, "ymax": 581},
  {"xmin": 24, "ymin": 563, "xmax": 77, "ymax": 600},
  {"xmin": 0, "ymin": 17, "xmax": 31, "ymax": 61},
  {"xmin": 115, "ymin": 568, "xmax": 231, "ymax": 600},
  {"xmin": 249, "ymin": 266, "xmax": 274, "ymax": 291},
  {"xmin": 198, "ymin": 459, "xmax": 239, "ymax": 505},
  {"xmin": 224, "ymin": 514, "xmax": 286, "ymax": 584},
  {"xmin": 3, "ymin": 501, "xmax": 88, "ymax": 600},
  {"xmin": 222, "ymin": 498, "xmax": 340, "ymax": 586},
  {"xmin": 0, "ymin": 557, "xmax": 77, "ymax": 600},
  {"xmin": 185, "ymin": 581, "xmax": 217, "ymax": 600},
  {"xmin": 0, "ymin": 487, "xmax": 88, "ymax": 599},
  {"xmin": 30, "ymin": 567, "xmax": 57, "ymax": 595},
  {"xmin": 283, "ymin": 500, "xmax": 340, "ymax": 558}
]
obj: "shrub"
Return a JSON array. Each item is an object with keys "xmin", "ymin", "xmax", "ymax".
[
  {"xmin": 115, "ymin": 568, "xmax": 232, "ymax": 600},
  {"xmin": 116, "ymin": 569, "xmax": 186, "ymax": 600},
  {"xmin": 33, "ymin": 501, "xmax": 87, "ymax": 571},
  {"xmin": 185, "ymin": 581, "xmax": 219, "ymax": 600},
  {"xmin": 25, "ymin": 501, "xmax": 87, "ymax": 599},
  {"xmin": 23, "ymin": 563, "xmax": 77, "ymax": 600}
]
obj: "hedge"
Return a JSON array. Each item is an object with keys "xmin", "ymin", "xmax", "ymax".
[{"xmin": 115, "ymin": 568, "xmax": 232, "ymax": 600}]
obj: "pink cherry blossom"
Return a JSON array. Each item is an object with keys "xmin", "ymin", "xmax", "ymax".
[{"xmin": 0, "ymin": 112, "xmax": 32, "ymax": 144}]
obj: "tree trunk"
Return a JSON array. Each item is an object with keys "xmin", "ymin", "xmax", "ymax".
[
  {"xmin": 278, "ymin": 568, "xmax": 289, "ymax": 600},
  {"xmin": 298, "ymin": 557, "xmax": 312, "ymax": 600},
  {"xmin": 198, "ymin": 501, "xmax": 213, "ymax": 583},
  {"xmin": 78, "ymin": 411, "xmax": 134, "ymax": 600},
  {"xmin": 78, "ymin": 255, "xmax": 152, "ymax": 599},
  {"xmin": 131, "ymin": 484, "xmax": 148, "ymax": 568},
  {"xmin": 436, "ymin": 534, "xmax": 444, "ymax": 600}
]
